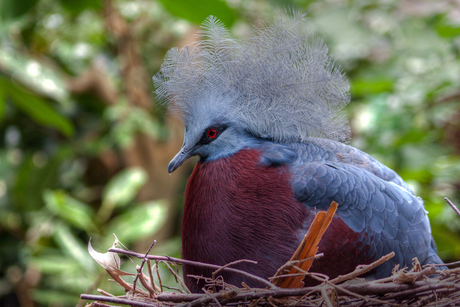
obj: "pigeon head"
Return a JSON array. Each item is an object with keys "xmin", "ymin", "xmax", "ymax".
[{"xmin": 153, "ymin": 12, "xmax": 350, "ymax": 173}]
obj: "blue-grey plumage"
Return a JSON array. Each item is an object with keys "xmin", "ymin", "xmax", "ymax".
[
  {"xmin": 154, "ymin": 11, "xmax": 444, "ymax": 291},
  {"xmin": 275, "ymin": 140, "xmax": 443, "ymax": 277}
]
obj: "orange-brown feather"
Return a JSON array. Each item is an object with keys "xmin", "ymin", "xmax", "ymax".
[{"xmin": 274, "ymin": 201, "xmax": 338, "ymax": 288}]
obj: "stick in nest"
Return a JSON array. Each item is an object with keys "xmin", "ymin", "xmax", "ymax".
[{"xmin": 132, "ymin": 239, "xmax": 158, "ymax": 296}]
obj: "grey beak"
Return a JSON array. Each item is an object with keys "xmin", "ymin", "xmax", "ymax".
[{"xmin": 168, "ymin": 146, "xmax": 194, "ymax": 173}]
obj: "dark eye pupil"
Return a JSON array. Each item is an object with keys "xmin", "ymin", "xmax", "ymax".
[{"xmin": 207, "ymin": 129, "xmax": 217, "ymax": 138}]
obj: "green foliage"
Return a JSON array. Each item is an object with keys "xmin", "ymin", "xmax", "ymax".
[
  {"xmin": 105, "ymin": 200, "xmax": 167, "ymax": 246},
  {"xmin": 29, "ymin": 168, "xmax": 169, "ymax": 303},
  {"xmin": 44, "ymin": 190, "xmax": 97, "ymax": 233},
  {"xmin": 102, "ymin": 168, "xmax": 148, "ymax": 210},
  {"xmin": 435, "ymin": 15, "xmax": 460, "ymax": 38},
  {"xmin": 0, "ymin": 0, "xmax": 38, "ymax": 20},
  {"xmin": 105, "ymin": 102, "xmax": 165, "ymax": 147},
  {"xmin": 0, "ymin": 76, "xmax": 74, "ymax": 137},
  {"xmin": 158, "ymin": 0, "xmax": 238, "ymax": 26},
  {"xmin": 57, "ymin": 0, "xmax": 102, "ymax": 14}
]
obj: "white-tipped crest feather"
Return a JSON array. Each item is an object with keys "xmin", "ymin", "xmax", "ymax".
[{"xmin": 154, "ymin": 11, "xmax": 351, "ymax": 143}]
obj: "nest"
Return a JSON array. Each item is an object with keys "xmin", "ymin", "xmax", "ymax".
[
  {"xmin": 81, "ymin": 198, "xmax": 460, "ymax": 306},
  {"xmin": 81, "ymin": 242, "xmax": 460, "ymax": 306}
]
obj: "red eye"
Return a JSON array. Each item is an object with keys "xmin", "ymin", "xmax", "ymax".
[{"xmin": 207, "ymin": 128, "xmax": 217, "ymax": 138}]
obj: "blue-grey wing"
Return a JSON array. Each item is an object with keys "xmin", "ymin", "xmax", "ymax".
[{"xmin": 288, "ymin": 141, "xmax": 443, "ymax": 276}]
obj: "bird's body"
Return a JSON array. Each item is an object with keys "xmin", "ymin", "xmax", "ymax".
[
  {"xmin": 181, "ymin": 141, "xmax": 441, "ymax": 292},
  {"xmin": 154, "ymin": 11, "xmax": 444, "ymax": 293}
]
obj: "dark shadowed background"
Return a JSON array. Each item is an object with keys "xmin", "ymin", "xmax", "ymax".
[{"xmin": 0, "ymin": 0, "xmax": 459, "ymax": 306}]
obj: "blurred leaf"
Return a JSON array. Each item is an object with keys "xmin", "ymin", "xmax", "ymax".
[
  {"xmin": 102, "ymin": 167, "xmax": 148, "ymax": 209},
  {"xmin": 0, "ymin": 80, "xmax": 5, "ymax": 119},
  {"xmin": 393, "ymin": 129, "xmax": 427, "ymax": 148},
  {"xmin": 33, "ymin": 289, "xmax": 82, "ymax": 306},
  {"xmin": 351, "ymin": 76, "xmax": 393, "ymax": 96},
  {"xmin": 105, "ymin": 103, "xmax": 163, "ymax": 147},
  {"xmin": 431, "ymin": 222, "xmax": 460, "ymax": 260},
  {"xmin": 0, "ymin": 77, "xmax": 74, "ymax": 137},
  {"xmin": 43, "ymin": 190, "xmax": 97, "ymax": 233},
  {"xmin": 0, "ymin": 51, "xmax": 70, "ymax": 103},
  {"xmin": 399, "ymin": 169, "xmax": 433, "ymax": 185},
  {"xmin": 53, "ymin": 222, "xmax": 97, "ymax": 272},
  {"xmin": 401, "ymin": 145, "xmax": 447, "ymax": 171},
  {"xmin": 30, "ymin": 253, "xmax": 80, "ymax": 275},
  {"xmin": 435, "ymin": 17, "xmax": 460, "ymax": 38},
  {"xmin": 158, "ymin": 0, "xmax": 237, "ymax": 26},
  {"xmin": 29, "ymin": 248, "xmax": 96, "ymax": 302},
  {"xmin": 12, "ymin": 152, "xmax": 64, "ymax": 212},
  {"xmin": 97, "ymin": 167, "xmax": 148, "ymax": 224},
  {"xmin": 105, "ymin": 200, "xmax": 168, "ymax": 245},
  {"xmin": 57, "ymin": 0, "xmax": 102, "ymax": 14},
  {"xmin": 0, "ymin": 0, "xmax": 37, "ymax": 20},
  {"xmin": 425, "ymin": 198, "xmax": 445, "ymax": 219},
  {"xmin": 433, "ymin": 155, "xmax": 460, "ymax": 183}
]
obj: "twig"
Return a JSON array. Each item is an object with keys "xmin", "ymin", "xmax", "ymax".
[
  {"xmin": 81, "ymin": 294, "xmax": 159, "ymax": 307},
  {"xmin": 180, "ymin": 289, "xmax": 236, "ymax": 307},
  {"xmin": 271, "ymin": 271, "xmax": 321, "ymax": 280},
  {"xmin": 146, "ymin": 260, "xmax": 158, "ymax": 294},
  {"xmin": 109, "ymin": 247, "xmax": 276, "ymax": 289},
  {"xmin": 158, "ymin": 287, "xmax": 312, "ymax": 304},
  {"xmin": 412, "ymin": 266, "xmax": 438, "ymax": 282},
  {"xmin": 445, "ymin": 197, "xmax": 460, "ymax": 217},
  {"xmin": 137, "ymin": 270, "xmax": 156, "ymax": 298},
  {"xmin": 163, "ymin": 261, "xmax": 191, "ymax": 293},
  {"xmin": 96, "ymin": 288, "xmax": 116, "ymax": 297},
  {"xmin": 162, "ymin": 285, "xmax": 183, "ymax": 291},
  {"xmin": 155, "ymin": 260, "xmax": 163, "ymax": 292},
  {"xmin": 330, "ymin": 252, "xmax": 395, "ymax": 284},
  {"xmin": 156, "ymin": 287, "xmax": 318, "ymax": 303},
  {"xmin": 289, "ymin": 266, "xmax": 330, "ymax": 283},
  {"xmin": 416, "ymin": 288, "xmax": 453, "ymax": 306},
  {"xmin": 132, "ymin": 240, "xmax": 156, "ymax": 294},
  {"xmin": 384, "ymin": 282, "xmax": 460, "ymax": 299},
  {"xmin": 428, "ymin": 259, "xmax": 460, "ymax": 267},
  {"xmin": 325, "ymin": 280, "xmax": 399, "ymax": 306},
  {"xmin": 105, "ymin": 270, "xmax": 148, "ymax": 295},
  {"xmin": 341, "ymin": 279, "xmax": 456, "ymax": 296},
  {"xmin": 283, "ymin": 265, "xmax": 396, "ymax": 307},
  {"xmin": 212, "ymin": 259, "xmax": 258, "ymax": 277},
  {"xmin": 205, "ymin": 288, "xmax": 224, "ymax": 307},
  {"xmin": 320, "ymin": 286, "xmax": 334, "ymax": 307},
  {"xmin": 87, "ymin": 302, "xmax": 113, "ymax": 307},
  {"xmin": 270, "ymin": 253, "xmax": 323, "ymax": 281}
]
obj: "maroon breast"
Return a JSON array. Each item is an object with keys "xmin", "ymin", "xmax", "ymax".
[
  {"xmin": 181, "ymin": 148, "xmax": 371, "ymax": 292},
  {"xmin": 182, "ymin": 149, "xmax": 308, "ymax": 290}
]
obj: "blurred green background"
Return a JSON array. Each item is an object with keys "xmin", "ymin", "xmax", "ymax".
[{"xmin": 1, "ymin": 0, "xmax": 459, "ymax": 306}]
